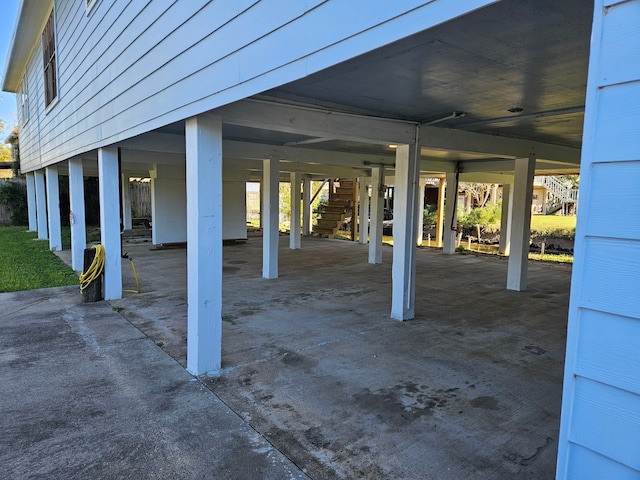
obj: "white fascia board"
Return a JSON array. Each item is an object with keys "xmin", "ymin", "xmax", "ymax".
[
  {"xmin": 218, "ymin": 99, "xmax": 418, "ymax": 145},
  {"xmin": 2, "ymin": 0, "xmax": 53, "ymax": 92},
  {"xmin": 419, "ymin": 125, "xmax": 581, "ymax": 164}
]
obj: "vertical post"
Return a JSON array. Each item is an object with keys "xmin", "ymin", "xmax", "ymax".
[
  {"xmin": 507, "ymin": 154, "xmax": 536, "ymax": 291},
  {"xmin": 351, "ymin": 179, "xmax": 359, "ymax": 242},
  {"xmin": 25, "ymin": 172, "xmax": 37, "ymax": 231},
  {"xmin": 368, "ymin": 166, "xmax": 385, "ymax": 264},
  {"xmin": 498, "ymin": 183, "xmax": 513, "ymax": 255},
  {"xmin": 98, "ymin": 146, "xmax": 122, "ymax": 300},
  {"xmin": 416, "ymin": 177, "xmax": 426, "ymax": 246},
  {"xmin": 435, "ymin": 177, "xmax": 446, "ymax": 247},
  {"xmin": 443, "ymin": 172, "xmax": 458, "ymax": 254},
  {"xmin": 68, "ymin": 158, "xmax": 87, "ymax": 272},
  {"xmin": 491, "ymin": 184, "xmax": 498, "ymax": 205},
  {"xmin": 34, "ymin": 169, "xmax": 48, "ymax": 240},
  {"xmin": 185, "ymin": 114, "xmax": 223, "ymax": 376},
  {"xmin": 290, "ymin": 170, "xmax": 301, "ymax": 249},
  {"xmin": 391, "ymin": 135, "xmax": 420, "ymax": 321},
  {"xmin": 302, "ymin": 177, "xmax": 311, "ymax": 235},
  {"xmin": 121, "ymin": 173, "xmax": 132, "ymax": 230},
  {"xmin": 45, "ymin": 165, "xmax": 62, "ymax": 251},
  {"xmin": 263, "ymin": 157, "xmax": 279, "ymax": 278},
  {"xmin": 358, "ymin": 177, "xmax": 369, "ymax": 244}
]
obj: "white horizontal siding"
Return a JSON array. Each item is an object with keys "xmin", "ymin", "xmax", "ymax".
[
  {"xmin": 591, "ymin": 81, "xmax": 640, "ymax": 162},
  {"xmin": 18, "ymin": 0, "xmax": 498, "ymax": 172},
  {"xmin": 579, "ymin": 237, "xmax": 640, "ymax": 318},
  {"xmin": 558, "ymin": 0, "xmax": 640, "ymax": 478},
  {"xmin": 567, "ymin": 444, "xmax": 640, "ymax": 480},
  {"xmin": 569, "ymin": 377, "xmax": 640, "ymax": 470},
  {"xmin": 584, "ymin": 161, "xmax": 640, "ymax": 239},
  {"xmin": 575, "ymin": 309, "xmax": 640, "ymax": 395}
]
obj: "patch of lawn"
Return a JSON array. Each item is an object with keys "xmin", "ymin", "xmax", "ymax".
[
  {"xmin": 530, "ymin": 215, "xmax": 576, "ymax": 238},
  {"xmin": 0, "ymin": 227, "xmax": 79, "ymax": 293},
  {"xmin": 528, "ymin": 252, "xmax": 573, "ymax": 264}
]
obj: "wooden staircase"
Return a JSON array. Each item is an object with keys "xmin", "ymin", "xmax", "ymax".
[{"xmin": 313, "ymin": 179, "xmax": 357, "ymax": 238}]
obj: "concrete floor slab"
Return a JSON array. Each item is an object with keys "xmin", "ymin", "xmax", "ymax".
[
  {"xmin": 105, "ymin": 236, "xmax": 570, "ymax": 479},
  {"xmin": 0, "ymin": 286, "xmax": 307, "ymax": 479}
]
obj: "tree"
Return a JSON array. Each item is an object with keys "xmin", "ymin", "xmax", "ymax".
[
  {"xmin": 0, "ymin": 144, "xmax": 11, "ymax": 163},
  {"xmin": 459, "ymin": 182, "xmax": 494, "ymax": 209}
]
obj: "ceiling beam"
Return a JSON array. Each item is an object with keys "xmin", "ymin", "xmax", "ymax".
[
  {"xmin": 419, "ymin": 125, "xmax": 581, "ymax": 164},
  {"xmin": 217, "ymin": 99, "xmax": 418, "ymax": 145}
]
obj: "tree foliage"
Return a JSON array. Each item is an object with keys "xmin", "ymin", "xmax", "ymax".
[
  {"xmin": 0, "ymin": 144, "xmax": 11, "ymax": 163},
  {"xmin": 0, "ymin": 179, "xmax": 28, "ymax": 225}
]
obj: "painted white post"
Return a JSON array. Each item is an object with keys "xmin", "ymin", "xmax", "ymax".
[
  {"xmin": 391, "ymin": 138, "xmax": 420, "ymax": 321},
  {"xmin": 68, "ymin": 158, "xmax": 86, "ymax": 272},
  {"xmin": 507, "ymin": 154, "xmax": 535, "ymax": 291},
  {"xmin": 150, "ymin": 164, "xmax": 187, "ymax": 244},
  {"xmin": 121, "ymin": 174, "xmax": 132, "ymax": 230},
  {"xmin": 263, "ymin": 157, "xmax": 279, "ymax": 278},
  {"xmin": 185, "ymin": 114, "xmax": 223, "ymax": 376},
  {"xmin": 359, "ymin": 177, "xmax": 369, "ymax": 244},
  {"xmin": 98, "ymin": 146, "xmax": 122, "ymax": 300},
  {"xmin": 25, "ymin": 172, "xmax": 37, "ymax": 231},
  {"xmin": 302, "ymin": 177, "xmax": 311, "ymax": 235},
  {"xmin": 45, "ymin": 166, "xmax": 62, "ymax": 251},
  {"xmin": 416, "ymin": 177, "xmax": 426, "ymax": 246},
  {"xmin": 498, "ymin": 182, "xmax": 513, "ymax": 255},
  {"xmin": 34, "ymin": 169, "xmax": 48, "ymax": 240},
  {"xmin": 368, "ymin": 166, "xmax": 385, "ymax": 264},
  {"xmin": 442, "ymin": 172, "xmax": 458, "ymax": 254},
  {"xmin": 436, "ymin": 177, "xmax": 445, "ymax": 247},
  {"xmin": 290, "ymin": 170, "xmax": 301, "ymax": 249}
]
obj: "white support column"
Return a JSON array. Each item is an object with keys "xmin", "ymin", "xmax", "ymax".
[
  {"xmin": 290, "ymin": 170, "xmax": 301, "ymax": 249},
  {"xmin": 121, "ymin": 174, "xmax": 132, "ymax": 230},
  {"xmin": 507, "ymin": 154, "xmax": 535, "ymax": 291},
  {"xmin": 358, "ymin": 177, "xmax": 369, "ymax": 245},
  {"xmin": 498, "ymin": 183, "xmax": 513, "ymax": 256},
  {"xmin": 416, "ymin": 177, "xmax": 426, "ymax": 246},
  {"xmin": 150, "ymin": 164, "xmax": 187, "ymax": 245},
  {"xmin": 302, "ymin": 177, "xmax": 311, "ymax": 236},
  {"xmin": 435, "ymin": 177, "xmax": 446, "ymax": 247},
  {"xmin": 45, "ymin": 166, "xmax": 62, "ymax": 251},
  {"xmin": 391, "ymin": 138, "xmax": 420, "ymax": 321},
  {"xmin": 68, "ymin": 158, "xmax": 86, "ymax": 272},
  {"xmin": 25, "ymin": 172, "xmax": 37, "ymax": 231},
  {"xmin": 98, "ymin": 146, "xmax": 122, "ymax": 300},
  {"xmin": 442, "ymin": 172, "xmax": 458, "ymax": 254},
  {"xmin": 185, "ymin": 114, "xmax": 223, "ymax": 376},
  {"xmin": 263, "ymin": 157, "xmax": 279, "ymax": 278},
  {"xmin": 34, "ymin": 169, "xmax": 47, "ymax": 240},
  {"xmin": 368, "ymin": 167, "xmax": 385, "ymax": 263}
]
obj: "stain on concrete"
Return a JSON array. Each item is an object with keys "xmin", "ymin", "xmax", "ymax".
[
  {"xmin": 504, "ymin": 437, "xmax": 554, "ymax": 466},
  {"xmin": 523, "ymin": 344, "xmax": 546, "ymax": 356},
  {"xmin": 470, "ymin": 395, "xmax": 499, "ymax": 410},
  {"xmin": 352, "ymin": 382, "xmax": 457, "ymax": 426}
]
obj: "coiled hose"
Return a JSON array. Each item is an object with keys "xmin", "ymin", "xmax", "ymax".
[{"xmin": 79, "ymin": 245, "xmax": 105, "ymax": 292}]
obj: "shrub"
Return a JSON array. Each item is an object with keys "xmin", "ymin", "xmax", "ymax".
[
  {"xmin": 458, "ymin": 203, "xmax": 501, "ymax": 232},
  {"xmin": 0, "ymin": 180, "xmax": 28, "ymax": 226}
]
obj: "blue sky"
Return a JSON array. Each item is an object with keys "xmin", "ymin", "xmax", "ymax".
[{"xmin": 0, "ymin": 0, "xmax": 21, "ymax": 136}]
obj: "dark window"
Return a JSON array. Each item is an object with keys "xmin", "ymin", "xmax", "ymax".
[{"xmin": 42, "ymin": 10, "xmax": 57, "ymax": 107}]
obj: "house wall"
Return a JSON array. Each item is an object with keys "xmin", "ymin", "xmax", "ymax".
[
  {"xmin": 556, "ymin": 0, "xmax": 640, "ymax": 478},
  {"xmin": 15, "ymin": 0, "xmax": 498, "ymax": 173},
  {"xmin": 532, "ymin": 185, "xmax": 546, "ymax": 214}
]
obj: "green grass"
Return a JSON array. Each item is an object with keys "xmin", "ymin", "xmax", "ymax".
[
  {"xmin": 528, "ymin": 252, "xmax": 573, "ymax": 264},
  {"xmin": 0, "ymin": 227, "xmax": 79, "ymax": 293},
  {"xmin": 530, "ymin": 215, "xmax": 576, "ymax": 238}
]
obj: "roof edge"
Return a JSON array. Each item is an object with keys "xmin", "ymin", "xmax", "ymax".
[{"xmin": 2, "ymin": 0, "xmax": 53, "ymax": 92}]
